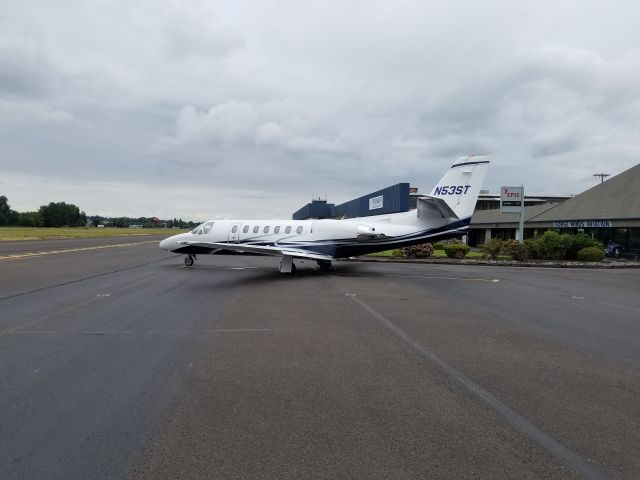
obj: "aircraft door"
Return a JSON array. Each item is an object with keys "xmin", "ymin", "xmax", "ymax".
[{"xmin": 228, "ymin": 223, "xmax": 242, "ymax": 243}]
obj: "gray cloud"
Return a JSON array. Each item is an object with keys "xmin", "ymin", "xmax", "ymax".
[
  {"xmin": 0, "ymin": 33, "xmax": 54, "ymax": 97},
  {"xmin": 1, "ymin": 0, "xmax": 639, "ymax": 219}
]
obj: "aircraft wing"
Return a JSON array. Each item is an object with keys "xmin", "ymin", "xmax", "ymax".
[{"xmin": 180, "ymin": 241, "xmax": 335, "ymax": 261}]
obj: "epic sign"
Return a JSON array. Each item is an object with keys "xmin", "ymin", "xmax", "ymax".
[{"xmin": 501, "ymin": 186, "xmax": 523, "ymax": 213}]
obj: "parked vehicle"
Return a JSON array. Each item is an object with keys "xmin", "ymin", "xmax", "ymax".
[{"xmin": 604, "ymin": 241, "xmax": 624, "ymax": 258}]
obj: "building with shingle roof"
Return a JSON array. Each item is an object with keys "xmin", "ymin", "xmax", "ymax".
[{"xmin": 468, "ymin": 163, "xmax": 640, "ymax": 248}]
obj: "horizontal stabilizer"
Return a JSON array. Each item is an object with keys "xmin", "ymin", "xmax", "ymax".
[
  {"xmin": 417, "ymin": 196, "xmax": 459, "ymax": 220},
  {"xmin": 180, "ymin": 241, "xmax": 335, "ymax": 261}
]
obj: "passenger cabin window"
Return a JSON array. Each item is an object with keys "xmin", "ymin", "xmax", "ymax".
[
  {"xmin": 243, "ymin": 225, "xmax": 249, "ymax": 233},
  {"xmin": 274, "ymin": 226, "xmax": 281, "ymax": 234},
  {"xmin": 231, "ymin": 225, "xmax": 238, "ymax": 233},
  {"xmin": 253, "ymin": 226, "xmax": 259, "ymax": 233},
  {"xmin": 296, "ymin": 226, "xmax": 303, "ymax": 234},
  {"xmin": 285, "ymin": 226, "xmax": 291, "ymax": 234},
  {"xmin": 203, "ymin": 221, "xmax": 214, "ymax": 234},
  {"xmin": 263, "ymin": 226, "xmax": 270, "ymax": 234}
]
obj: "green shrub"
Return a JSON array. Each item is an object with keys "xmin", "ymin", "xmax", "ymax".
[
  {"xmin": 567, "ymin": 234, "xmax": 602, "ymax": 260},
  {"xmin": 433, "ymin": 242, "xmax": 445, "ymax": 250},
  {"xmin": 502, "ymin": 240, "xmax": 529, "ymax": 261},
  {"xmin": 538, "ymin": 231, "xmax": 572, "ymax": 260},
  {"xmin": 403, "ymin": 243, "xmax": 434, "ymax": 258},
  {"xmin": 391, "ymin": 249, "xmax": 405, "ymax": 257},
  {"xmin": 443, "ymin": 243, "xmax": 470, "ymax": 259},
  {"xmin": 523, "ymin": 233, "xmax": 605, "ymax": 261},
  {"xmin": 576, "ymin": 247, "xmax": 604, "ymax": 262},
  {"xmin": 524, "ymin": 238, "xmax": 540, "ymax": 259},
  {"xmin": 481, "ymin": 238, "xmax": 503, "ymax": 259}
]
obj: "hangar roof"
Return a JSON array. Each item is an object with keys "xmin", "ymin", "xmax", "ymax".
[{"xmin": 530, "ymin": 163, "xmax": 640, "ymax": 222}]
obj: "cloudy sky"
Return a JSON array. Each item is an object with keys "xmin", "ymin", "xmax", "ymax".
[{"xmin": 1, "ymin": 0, "xmax": 639, "ymax": 220}]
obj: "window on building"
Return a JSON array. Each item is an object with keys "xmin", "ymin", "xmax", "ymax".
[
  {"xmin": 296, "ymin": 226, "xmax": 303, "ymax": 234},
  {"xmin": 253, "ymin": 226, "xmax": 259, "ymax": 233},
  {"xmin": 243, "ymin": 225, "xmax": 249, "ymax": 233},
  {"xmin": 285, "ymin": 226, "xmax": 291, "ymax": 234}
]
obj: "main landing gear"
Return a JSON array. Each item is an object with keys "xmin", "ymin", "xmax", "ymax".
[
  {"xmin": 317, "ymin": 259, "xmax": 332, "ymax": 272},
  {"xmin": 278, "ymin": 256, "xmax": 332, "ymax": 274},
  {"xmin": 184, "ymin": 254, "xmax": 196, "ymax": 267},
  {"xmin": 279, "ymin": 255, "xmax": 296, "ymax": 274}
]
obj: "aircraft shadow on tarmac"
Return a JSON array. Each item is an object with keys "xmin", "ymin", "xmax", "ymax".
[{"xmin": 160, "ymin": 259, "xmax": 369, "ymax": 290}]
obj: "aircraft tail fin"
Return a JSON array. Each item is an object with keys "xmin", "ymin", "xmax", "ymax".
[{"xmin": 428, "ymin": 156, "xmax": 489, "ymax": 220}]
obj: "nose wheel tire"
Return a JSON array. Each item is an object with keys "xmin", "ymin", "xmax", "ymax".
[{"xmin": 185, "ymin": 255, "xmax": 195, "ymax": 267}]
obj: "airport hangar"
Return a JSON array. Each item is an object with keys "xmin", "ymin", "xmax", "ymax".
[{"xmin": 292, "ymin": 162, "xmax": 640, "ymax": 250}]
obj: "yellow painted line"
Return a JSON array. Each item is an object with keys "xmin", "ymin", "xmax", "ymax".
[{"xmin": 0, "ymin": 240, "xmax": 158, "ymax": 261}]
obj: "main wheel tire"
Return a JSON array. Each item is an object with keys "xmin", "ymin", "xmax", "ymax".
[
  {"xmin": 318, "ymin": 260, "xmax": 332, "ymax": 271},
  {"xmin": 185, "ymin": 256, "xmax": 194, "ymax": 267}
]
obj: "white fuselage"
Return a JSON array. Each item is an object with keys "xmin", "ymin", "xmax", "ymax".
[
  {"xmin": 159, "ymin": 208, "xmax": 469, "ymax": 260},
  {"xmin": 159, "ymin": 158, "xmax": 489, "ymax": 264}
]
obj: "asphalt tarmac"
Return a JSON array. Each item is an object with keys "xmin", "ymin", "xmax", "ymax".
[{"xmin": 1, "ymin": 237, "xmax": 639, "ymax": 479}]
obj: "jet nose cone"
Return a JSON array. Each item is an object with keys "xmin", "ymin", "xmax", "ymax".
[{"xmin": 159, "ymin": 237, "xmax": 173, "ymax": 251}]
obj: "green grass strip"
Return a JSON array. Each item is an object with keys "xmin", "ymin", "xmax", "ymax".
[{"xmin": 0, "ymin": 227, "xmax": 187, "ymax": 241}]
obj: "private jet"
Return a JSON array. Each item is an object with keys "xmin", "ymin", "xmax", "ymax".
[{"xmin": 159, "ymin": 157, "xmax": 489, "ymax": 273}]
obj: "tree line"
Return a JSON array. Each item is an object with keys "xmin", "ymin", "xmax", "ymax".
[
  {"xmin": 0, "ymin": 196, "xmax": 86, "ymax": 227},
  {"xmin": 89, "ymin": 216, "xmax": 198, "ymax": 229},
  {"xmin": 1, "ymin": 195, "xmax": 199, "ymax": 229}
]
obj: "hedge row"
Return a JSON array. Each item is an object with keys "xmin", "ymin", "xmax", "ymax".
[{"xmin": 481, "ymin": 232, "xmax": 603, "ymax": 261}]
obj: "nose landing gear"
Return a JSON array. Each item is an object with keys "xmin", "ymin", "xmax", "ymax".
[{"xmin": 185, "ymin": 254, "xmax": 196, "ymax": 267}]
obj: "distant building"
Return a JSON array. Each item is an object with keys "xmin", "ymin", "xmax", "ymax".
[
  {"xmin": 293, "ymin": 183, "xmax": 413, "ymax": 220},
  {"xmin": 474, "ymin": 192, "xmax": 569, "ymax": 211},
  {"xmin": 292, "ymin": 199, "xmax": 335, "ymax": 220},
  {"xmin": 291, "ymin": 163, "xmax": 640, "ymax": 250},
  {"xmin": 469, "ymin": 163, "xmax": 640, "ymax": 248}
]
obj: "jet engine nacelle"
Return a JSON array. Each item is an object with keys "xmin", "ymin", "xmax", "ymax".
[
  {"xmin": 356, "ymin": 224, "xmax": 387, "ymax": 241},
  {"xmin": 357, "ymin": 225, "xmax": 377, "ymax": 235}
]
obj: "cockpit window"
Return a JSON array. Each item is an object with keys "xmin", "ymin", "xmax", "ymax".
[
  {"xmin": 191, "ymin": 222, "xmax": 205, "ymax": 234},
  {"xmin": 203, "ymin": 221, "xmax": 214, "ymax": 234}
]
